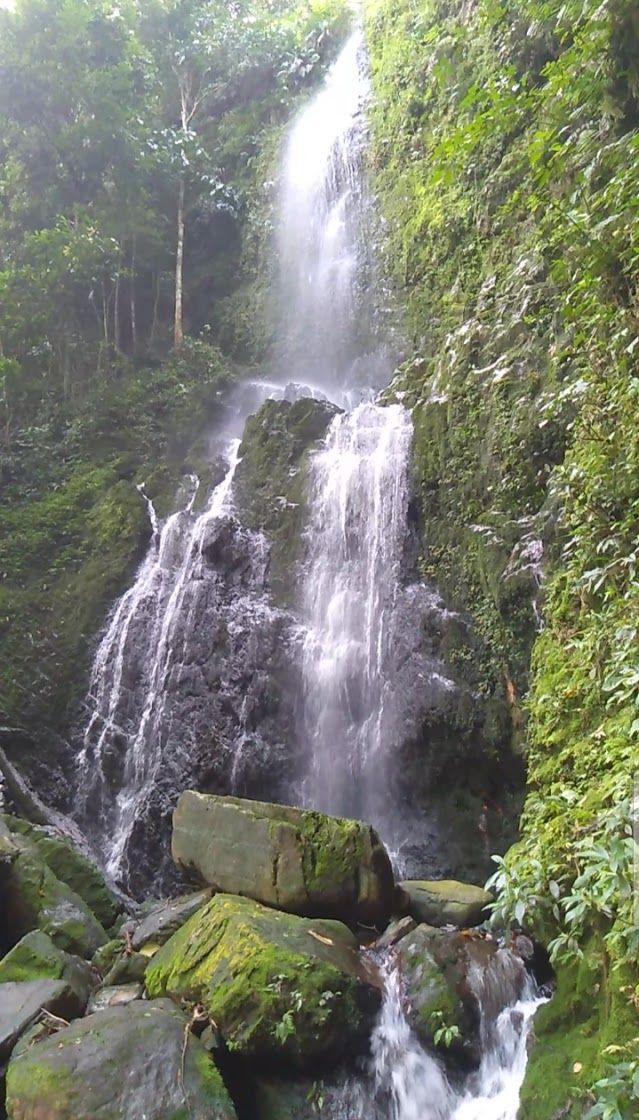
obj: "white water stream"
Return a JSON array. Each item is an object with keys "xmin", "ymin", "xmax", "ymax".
[
  {"xmin": 299, "ymin": 402, "xmax": 413, "ymax": 822},
  {"xmin": 361, "ymin": 955, "xmax": 544, "ymax": 1120}
]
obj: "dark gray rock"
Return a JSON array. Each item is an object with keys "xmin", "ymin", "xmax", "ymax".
[
  {"xmin": 5, "ymin": 999, "xmax": 237, "ymax": 1120},
  {"xmin": 0, "ymin": 979, "xmax": 84, "ymax": 1062},
  {"xmin": 131, "ymin": 888, "xmax": 212, "ymax": 949}
]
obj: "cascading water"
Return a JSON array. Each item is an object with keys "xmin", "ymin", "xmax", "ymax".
[
  {"xmin": 334, "ymin": 951, "xmax": 544, "ymax": 1120},
  {"xmin": 77, "ymin": 443, "xmax": 241, "ymax": 880},
  {"xmin": 298, "ymin": 402, "xmax": 413, "ymax": 825}
]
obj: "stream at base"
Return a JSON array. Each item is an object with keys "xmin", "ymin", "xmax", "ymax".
[{"xmin": 327, "ymin": 952, "xmax": 544, "ymax": 1120}]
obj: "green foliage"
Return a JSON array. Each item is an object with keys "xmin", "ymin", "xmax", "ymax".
[
  {"xmin": 366, "ymin": 0, "xmax": 639, "ymax": 1111},
  {"xmin": 0, "ymin": 0, "xmax": 350, "ymax": 732},
  {"xmin": 430, "ymin": 1010, "xmax": 462, "ymax": 1049}
]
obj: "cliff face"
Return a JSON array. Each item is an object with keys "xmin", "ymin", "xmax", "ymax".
[{"xmin": 365, "ymin": 0, "xmax": 639, "ymax": 1114}]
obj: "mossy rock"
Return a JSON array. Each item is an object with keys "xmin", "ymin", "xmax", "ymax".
[
  {"xmin": 396, "ymin": 926, "xmax": 468, "ymax": 1062},
  {"xmin": 0, "ymin": 931, "xmax": 91, "ymax": 1008},
  {"xmin": 5, "ymin": 998, "xmax": 237, "ymax": 1120},
  {"xmin": 2, "ymin": 815, "xmax": 121, "ymax": 931},
  {"xmin": 0, "ymin": 837, "xmax": 107, "ymax": 958},
  {"xmin": 145, "ymin": 893, "xmax": 381, "ymax": 1067},
  {"xmin": 234, "ymin": 396, "xmax": 340, "ymax": 602},
  {"xmin": 171, "ymin": 792, "xmax": 394, "ymax": 926},
  {"xmin": 399, "ymin": 880, "xmax": 492, "ymax": 928}
]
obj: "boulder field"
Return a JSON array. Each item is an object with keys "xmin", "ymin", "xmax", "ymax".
[{"xmin": 0, "ymin": 791, "xmax": 526, "ymax": 1120}]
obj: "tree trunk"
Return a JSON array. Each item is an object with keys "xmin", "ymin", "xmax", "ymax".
[
  {"xmin": 174, "ymin": 175, "xmax": 185, "ymax": 350},
  {"xmin": 130, "ymin": 239, "xmax": 137, "ymax": 353}
]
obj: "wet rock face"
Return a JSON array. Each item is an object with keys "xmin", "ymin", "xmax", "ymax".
[
  {"xmin": 234, "ymin": 395, "xmax": 341, "ymax": 603},
  {"xmin": 80, "ymin": 511, "xmax": 302, "ymax": 900}
]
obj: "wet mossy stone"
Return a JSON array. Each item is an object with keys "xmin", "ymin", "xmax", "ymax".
[
  {"xmin": 396, "ymin": 926, "xmax": 468, "ymax": 1061},
  {"xmin": 234, "ymin": 396, "xmax": 340, "ymax": 602},
  {"xmin": 398, "ymin": 880, "xmax": 492, "ymax": 928},
  {"xmin": 0, "ymin": 979, "xmax": 85, "ymax": 1062},
  {"xmin": 0, "ymin": 838, "xmax": 108, "ymax": 958},
  {"xmin": 131, "ymin": 888, "xmax": 212, "ymax": 951},
  {"xmin": 5, "ymin": 998, "xmax": 237, "ymax": 1120},
  {"xmin": 0, "ymin": 932, "xmax": 91, "ymax": 1009},
  {"xmin": 145, "ymin": 893, "xmax": 381, "ymax": 1068},
  {"xmin": 172, "ymin": 792, "xmax": 394, "ymax": 927},
  {"xmin": 1, "ymin": 815, "xmax": 120, "ymax": 931}
]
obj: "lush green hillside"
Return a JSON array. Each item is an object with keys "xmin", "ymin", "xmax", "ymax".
[
  {"xmin": 0, "ymin": 0, "xmax": 348, "ymax": 751},
  {"xmin": 365, "ymin": 0, "xmax": 639, "ymax": 1114}
]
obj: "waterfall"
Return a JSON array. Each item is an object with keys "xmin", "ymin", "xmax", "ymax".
[
  {"xmin": 278, "ymin": 29, "xmax": 388, "ymax": 395},
  {"xmin": 77, "ymin": 443, "xmax": 242, "ymax": 879},
  {"xmin": 298, "ymin": 402, "xmax": 413, "ymax": 826}
]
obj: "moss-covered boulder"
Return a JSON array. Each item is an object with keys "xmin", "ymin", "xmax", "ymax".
[
  {"xmin": 0, "ymin": 837, "xmax": 108, "ymax": 958},
  {"xmin": 172, "ymin": 792, "xmax": 394, "ymax": 926},
  {"xmin": 2, "ymin": 816, "xmax": 121, "ymax": 931},
  {"xmin": 5, "ymin": 998, "xmax": 237, "ymax": 1120},
  {"xmin": 0, "ymin": 931, "xmax": 92, "ymax": 1008},
  {"xmin": 145, "ymin": 893, "xmax": 381, "ymax": 1067},
  {"xmin": 234, "ymin": 396, "xmax": 340, "ymax": 601},
  {"xmin": 396, "ymin": 925, "xmax": 469, "ymax": 1063},
  {"xmin": 397, "ymin": 925, "xmax": 528, "ymax": 1070},
  {"xmin": 399, "ymin": 880, "xmax": 492, "ymax": 928}
]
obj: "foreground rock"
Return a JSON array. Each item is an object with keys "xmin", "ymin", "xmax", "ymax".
[
  {"xmin": 5, "ymin": 999, "xmax": 237, "ymax": 1120},
  {"xmin": 145, "ymin": 893, "xmax": 381, "ymax": 1067},
  {"xmin": 172, "ymin": 792, "xmax": 394, "ymax": 926},
  {"xmin": 399, "ymin": 879, "xmax": 492, "ymax": 927},
  {"xmin": 0, "ymin": 979, "xmax": 85, "ymax": 1062},
  {"xmin": 0, "ymin": 931, "xmax": 92, "ymax": 1007}
]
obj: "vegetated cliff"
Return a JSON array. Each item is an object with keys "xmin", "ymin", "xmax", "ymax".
[
  {"xmin": 365, "ymin": 0, "xmax": 639, "ymax": 1115},
  {"xmin": 0, "ymin": 0, "xmax": 349, "ymax": 778}
]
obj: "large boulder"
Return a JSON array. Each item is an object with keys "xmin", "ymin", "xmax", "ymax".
[
  {"xmin": 0, "ymin": 814, "xmax": 122, "ymax": 931},
  {"xmin": 145, "ymin": 893, "xmax": 381, "ymax": 1067},
  {"xmin": 0, "ymin": 837, "xmax": 108, "ymax": 958},
  {"xmin": 172, "ymin": 792, "xmax": 394, "ymax": 926},
  {"xmin": 5, "ymin": 999, "xmax": 237, "ymax": 1120},
  {"xmin": 399, "ymin": 880, "xmax": 492, "ymax": 928},
  {"xmin": 0, "ymin": 979, "xmax": 85, "ymax": 1062}
]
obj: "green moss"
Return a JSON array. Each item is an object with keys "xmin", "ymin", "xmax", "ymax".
[
  {"xmin": 6, "ymin": 1058, "xmax": 74, "ymax": 1113},
  {"xmin": 145, "ymin": 893, "xmax": 376, "ymax": 1064},
  {"xmin": 0, "ymin": 930, "xmax": 65, "ymax": 984},
  {"xmin": 520, "ymin": 950, "xmax": 638, "ymax": 1120},
  {"xmin": 234, "ymin": 397, "xmax": 339, "ymax": 603}
]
